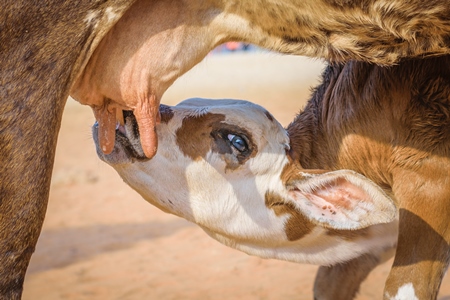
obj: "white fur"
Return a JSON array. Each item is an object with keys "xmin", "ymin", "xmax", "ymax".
[
  {"xmin": 387, "ymin": 283, "xmax": 419, "ymax": 300},
  {"xmin": 104, "ymin": 7, "xmax": 119, "ymax": 23},
  {"xmin": 84, "ymin": 10, "xmax": 99, "ymax": 25}
]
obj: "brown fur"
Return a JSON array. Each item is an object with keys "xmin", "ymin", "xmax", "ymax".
[
  {"xmin": 325, "ymin": 227, "xmax": 371, "ymax": 241},
  {"xmin": 159, "ymin": 105, "xmax": 175, "ymax": 124},
  {"xmin": 288, "ymin": 56, "xmax": 450, "ymax": 299},
  {"xmin": 219, "ymin": 0, "xmax": 450, "ymax": 64},
  {"xmin": 0, "ymin": 1, "xmax": 135, "ymax": 298},
  {"xmin": 176, "ymin": 113, "xmax": 226, "ymax": 161},
  {"xmin": 175, "ymin": 112, "xmax": 258, "ymax": 169},
  {"xmin": 314, "ymin": 252, "xmax": 389, "ymax": 300},
  {"xmin": 265, "ymin": 191, "xmax": 315, "ymax": 241}
]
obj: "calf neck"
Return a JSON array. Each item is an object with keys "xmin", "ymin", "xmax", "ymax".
[{"xmin": 288, "ymin": 57, "xmax": 450, "ymax": 299}]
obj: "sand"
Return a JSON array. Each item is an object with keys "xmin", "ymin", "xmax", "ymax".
[{"xmin": 22, "ymin": 52, "xmax": 450, "ymax": 300}]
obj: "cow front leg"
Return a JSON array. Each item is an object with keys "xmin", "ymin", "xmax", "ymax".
[
  {"xmin": 0, "ymin": 97, "xmax": 65, "ymax": 299},
  {"xmin": 0, "ymin": 115, "xmax": 63, "ymax": 299},
  {"xmin": 314, "ymin": 248, "xmax": 395, "ymax": 300}
]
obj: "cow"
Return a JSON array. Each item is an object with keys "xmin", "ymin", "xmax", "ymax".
[
  {"xmin": 2, "ymin": 0, "xmax": 450, "ymax": 298},
  {"xmin": 72, "ymin": 0, "xmax": 450, "ymax": 159},
  {"xmin": 93, "ymin": 55, "xmax": 450, "ymax": 299}
]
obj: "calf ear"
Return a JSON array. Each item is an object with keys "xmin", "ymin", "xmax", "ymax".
[{"xmin": 286, "ymin": 170, "xmax": 397, "ymax": 230}]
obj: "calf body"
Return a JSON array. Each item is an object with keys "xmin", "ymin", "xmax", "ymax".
[
  {"xmin": 289, "ymin": 57, "xmax": 450, "ymax": 299},
  {"xmin": 95, "ymin": 55, "xmax": 450, "ymax": 299}
]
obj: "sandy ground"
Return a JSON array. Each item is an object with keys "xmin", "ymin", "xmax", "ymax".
[{"xmin": 22, "ymin": 52, "xmax": 450, "ymax": 299}]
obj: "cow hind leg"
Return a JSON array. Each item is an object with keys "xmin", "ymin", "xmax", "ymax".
[
  {"xmin": 384, "ymin": 209, "xmax": 450, "ymax": 300},
  {"xmin": 384, "ymin": 169, "xmax": 450, "ymax": 300},
  {"xmin": 313, "ymin": 248, "xmax": 395, "ymax": 300}
]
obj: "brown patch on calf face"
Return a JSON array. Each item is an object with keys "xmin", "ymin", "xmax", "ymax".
[
  {"xmin": 326, "ymin": 227, "xmax": 371, "ymax": 241},
  {"xmin": 159, "ymin": 105, "xmax": 174, "ymax": 124},
  {"xmin": 265, "ymin": 191, "xmax": 314, "ymax": 241},
  {"xmin": 264, "ymin": 110, "xmax": 274, "ymax": 122},
  {"xmin": 176, "ymin": 112, "xmax": 257, "ymax": 169},
  {"xmin": 176, "ymin": 113, "xmax": 226, "ymax": 160}
]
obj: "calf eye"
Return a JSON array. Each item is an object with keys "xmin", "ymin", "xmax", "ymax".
[{"xmin": 227, "ymin": 134, "xmax": 248, "ymax": 152}]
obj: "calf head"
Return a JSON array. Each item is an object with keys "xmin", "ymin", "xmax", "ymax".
[{"xmin": 93, "ymin": 98, "xmax": 397, "ymax": 264}]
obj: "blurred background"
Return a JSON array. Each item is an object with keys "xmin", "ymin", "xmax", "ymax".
[{"xmin": 22, "ymin": 44, "xmax": 450, "ymax": 300}]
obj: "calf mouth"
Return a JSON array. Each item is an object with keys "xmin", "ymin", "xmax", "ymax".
[{"xmin": 93, "ymin": 110, "xmax": 149, "ymax": 164}]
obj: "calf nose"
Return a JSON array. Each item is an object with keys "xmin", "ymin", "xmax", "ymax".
[{"xmin": 159, "ymin": 104, "xmax": 174, "ymax": 124}]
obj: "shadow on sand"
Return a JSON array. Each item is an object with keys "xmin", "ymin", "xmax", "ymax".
[{"xmin": 28, "ymin": 219, "xmax": 193, "ymax": 274}]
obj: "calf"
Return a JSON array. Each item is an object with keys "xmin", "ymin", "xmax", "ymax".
[{"xmin": 94, "ymin": 55, "xmax": 450, "ymax": 299}]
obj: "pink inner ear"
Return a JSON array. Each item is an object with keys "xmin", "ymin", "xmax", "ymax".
[
  {"xmin": 313, "ymin": 178, "xmax": 371, "ymax": 210},
  {"xmin": 288, "ymin": 176, "xmax": 378, "ymax": 228}
]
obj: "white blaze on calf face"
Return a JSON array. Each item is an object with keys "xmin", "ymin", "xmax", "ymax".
[{"xmin": 94, "ymin": 98, "xmax": 398, "ymax": 266}]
